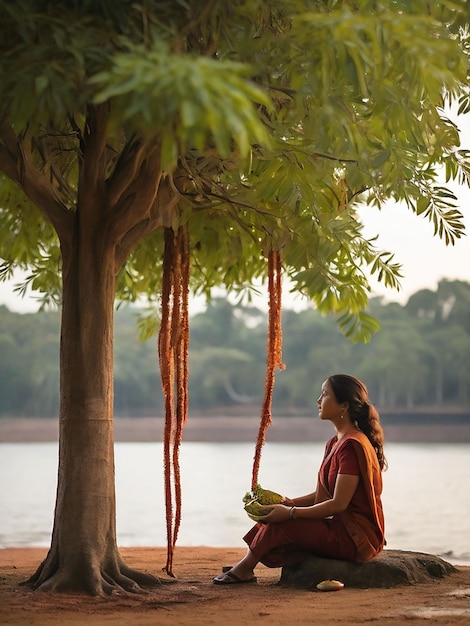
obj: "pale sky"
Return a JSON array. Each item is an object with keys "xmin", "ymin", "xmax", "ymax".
[
  {"xmin": 356, "ymin": 109, "xmax": 470, "ymax": 303},
  {"xmin": 355, "ymin": 192, "xmax": 470, "ymax": 305},
  {"xmin": 1, "ymin": 114, "xmax": 469, "ymax": 314}
]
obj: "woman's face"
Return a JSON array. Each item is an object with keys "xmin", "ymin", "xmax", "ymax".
[{"xmin": 317, "ymin": 379, "xmax": 344, "ymax": 422}]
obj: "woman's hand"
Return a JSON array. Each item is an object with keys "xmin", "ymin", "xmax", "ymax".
[{"xmin": 258, "ymin": 504, "xmax": 292, "ymax": 523}]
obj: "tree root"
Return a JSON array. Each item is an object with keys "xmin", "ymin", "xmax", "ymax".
[{"xmin": 23, "ymin": 549, "xmax": 174, "ymax": 596}]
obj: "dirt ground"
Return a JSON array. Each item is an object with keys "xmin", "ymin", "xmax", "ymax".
[{"xmin": 0, "ymin": 547, "xmax": 469, "ymax": 625}]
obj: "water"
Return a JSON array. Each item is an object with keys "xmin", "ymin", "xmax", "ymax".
[{"xmin": 1, "ymin": 442, "xmax": 469, "ymax": 565}]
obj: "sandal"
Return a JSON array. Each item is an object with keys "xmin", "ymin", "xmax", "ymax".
[{"xmin": 213, "ymin": 570, "xmax": 257, "ymax": 585}]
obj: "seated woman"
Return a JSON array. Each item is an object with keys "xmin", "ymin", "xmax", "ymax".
[{"xmin": 213, "ymin": 373, "xmax": 387, "ymax": 585}]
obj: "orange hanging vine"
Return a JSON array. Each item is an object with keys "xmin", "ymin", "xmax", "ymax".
[
  {"xmin": 158, "ymin": 224, "xmax": 190, "ymax": 577},
  {"xmin": 158, "ymin": 235, "xmax": 282, "ymax": 573},
  {"xmin": 251, "ymin": 248, "xmax": 285, "ymax": 491}
]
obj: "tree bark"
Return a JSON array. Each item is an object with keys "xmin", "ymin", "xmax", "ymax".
[
  {"xmin": 8, "ymin": 103, "xmax": 176, "ymax": 595},
  {"xmin": 26, "ymin": 223, "xmax": 161, "ymax": 595}
]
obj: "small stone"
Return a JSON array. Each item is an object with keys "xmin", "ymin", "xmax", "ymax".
[{"xmin": 316, "ymin": 579, "xmax": 344, "ymax": 591}]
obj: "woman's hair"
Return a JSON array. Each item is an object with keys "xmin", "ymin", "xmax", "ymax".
[{"xmin": 328, "ymin": 374, "xmax": 387, "ymax": 470}]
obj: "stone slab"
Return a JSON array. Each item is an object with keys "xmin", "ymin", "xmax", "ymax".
[{"xmin": 279, "ymin": 549, "xmax": 457, "ymax": 589}]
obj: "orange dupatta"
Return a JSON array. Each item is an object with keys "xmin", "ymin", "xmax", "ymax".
[{"xmin": 316, "ymin": 430, "xmax": 385, "ymax": 563}]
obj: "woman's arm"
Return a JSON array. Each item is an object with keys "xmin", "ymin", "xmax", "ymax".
[
  {"xmin": 263, "ymin": 474, "xmax": 359, "ymax": 523},
  {"xmin": 282, "ymin": 478, "xmax": 320, "ymax": 507},
  {"xmin": 282, "ymin": 492, "xmax": 316, "ymax": 507}
]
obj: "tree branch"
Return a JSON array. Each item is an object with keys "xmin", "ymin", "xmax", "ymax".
[
  {"xmin": 0, "ymin": 125, "xmax": 73, "ymax": 237},
  {"xmin": 75, "ymin": 103, "xmax": 111, "ymax": 236},
  {"xmin": 106, "ymin": 135, "xmax": 150, "ymax": 207},
  {"xmin": 34, "ymin": 135, "xmax": 75, "ymax": 200},
  {"xmin": 109, "ymin": 141, "xmax": 166, "ymax": 240},
  {"xmin": 114, "ymin": 174, "xmax": 180, "ymax": 269}
]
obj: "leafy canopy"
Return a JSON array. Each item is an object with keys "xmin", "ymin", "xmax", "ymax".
[{"xmin": 0, "ymin": 0, "xmax": 469, "ymax": 340}]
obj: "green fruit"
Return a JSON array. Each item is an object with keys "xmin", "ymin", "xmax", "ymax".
[
  {"xmin": 242, "ymin": 484, "xmax": 283, "ymax": 505},
  {"xmin": 242, "ymin": 490, "xmax": 253, "ymax": 504},
  {"xmin": 254, "ymin": 485, "xmax": 283, "ymax": 505},
  {"xmin": 244, "ymin": 498, "xmax": 269, "ymax": 522},
  {"xmin": 242, "ymin": 484, "xmax": 283, "ymax": 521},
  {"xmin": 244, "ymin": 499, "xmax": 266, "ymax": 516}
]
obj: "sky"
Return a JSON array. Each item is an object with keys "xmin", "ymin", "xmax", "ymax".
[
  {"xmin": 1, "ymin": 115, "xmax": 469, "ymax": 314},
  {"xmin": 355, "ymin": 108, "xmax": 470, "ymax": 303}
]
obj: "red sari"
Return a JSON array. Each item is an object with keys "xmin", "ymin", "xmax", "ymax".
[{"xmin": 243, "ymin": 431, "xmax": 385, "ymax": 567}]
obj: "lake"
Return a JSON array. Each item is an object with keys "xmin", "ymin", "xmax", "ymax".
[{"xmin": 0, "ymin": 442, "xmax": 469, "ymax": 565}]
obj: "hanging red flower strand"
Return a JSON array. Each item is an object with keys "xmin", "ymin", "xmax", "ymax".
[
  {"xmin": 158, "ymin": 235, "xmax": 281, "ymax": 571},
  {"xmin": 251, "ymin": 248, "xmax": 285, "ymax": 491},
  {"xmin": 158, "ymin": 224, "xmax": 190, "ymax": 577}
]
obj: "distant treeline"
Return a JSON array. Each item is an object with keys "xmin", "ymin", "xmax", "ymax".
[{"xmin": 1, "ymin": 279, "xmax": 469, "ymax": 417}]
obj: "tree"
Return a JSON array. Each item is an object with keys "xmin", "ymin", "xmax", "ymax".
[
  {"xmin": 0, "ymin": 0, "xmax": 469, "ymax": 595},
  {"xmin": 406, "ymin": 280, "xmax": 470, "ymax": 403},
  {"xmin": 113, "ymin": 308, "xmax": 162, "ymax": 415},
  {"xmin": 356, "ymin": 317, "xmax": 428, "ymax": 407},
  {"xmin": 188, "ymin": 299, "xmax": 266, "ymax": 407},
  {"xmin": 0, "ymin": 305, "xmax": 61, "ymax": 415},
  {"xmin": 276, "ymin": 308, "xmax": 349, "ymax": 405}
]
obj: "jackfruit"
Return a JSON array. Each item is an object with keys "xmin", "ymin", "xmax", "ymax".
[
  {"xmin": 243, "ymin": 484, "xmax": 283, "ymax": 505},
  {"xmin": 254, "ymin": 485, "xmax": 284, "ymax": 505},
  {"xmin": 243, "ymin": 499, "xmax": 267, "ymax": 521},
  {"xmin": 242, "ymin": 484, "xmax": 284, "ymax": 521}
]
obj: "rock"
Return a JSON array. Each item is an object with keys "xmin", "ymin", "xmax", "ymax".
[{"xmin": 279, "ymin": 549, "xmax": 457, "ymax": 589}]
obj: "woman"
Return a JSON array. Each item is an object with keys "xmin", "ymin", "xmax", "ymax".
[{"xmin": 213, "ymin": 374, "xmax": 386, "ymax": 585}]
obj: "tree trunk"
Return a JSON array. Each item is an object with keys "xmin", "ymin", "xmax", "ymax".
[{"xmin": 26, "ymin": 232, "xmax": 161, "ymax": 595}]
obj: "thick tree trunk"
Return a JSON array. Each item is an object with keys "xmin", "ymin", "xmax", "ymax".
[{"xmin": 26, "ymin": 235, "xmax": 161, "ymax": 595}]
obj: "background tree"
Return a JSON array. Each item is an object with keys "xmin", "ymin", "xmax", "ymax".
[
  {"xmin": 2, "ymin": 281, "xmax": 470, "ymax": 416},
  {"xmin": 0, "ymin": 309, "xmax": 26, "ymax": 414},
  {"xmin": 406, "ymin": 281, "xmax": 470, "ymax": 404},
  {"xmin": 0, "ymin": 306, "xmax": 60, "ymax": 415},
  {"xmin": 276, "ymin": 308, "xmax": 351, "ymax": 406},
  {"xmin": 188, "ymin": 299, "xmax": 266, "ymax": 407},
  {"xmin": 0, "ymin": 0, "xmax": 469, "ymax": 595},
  {"xmin": 356, "ymin": 316, "xmax": 427, "ymax": 408},
  {"xmin": 113, "ymin": 307, "xmax": 162, "ymax": 415}
]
